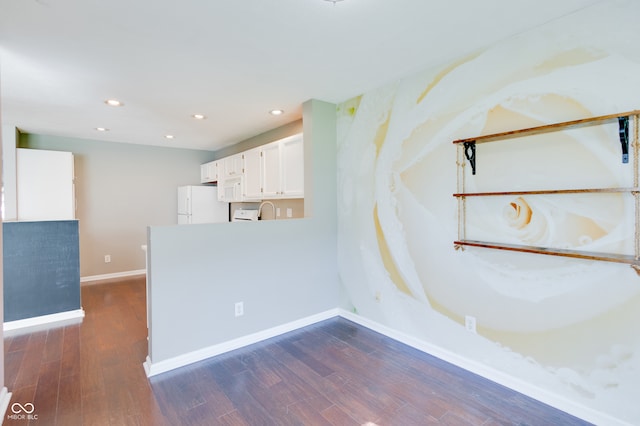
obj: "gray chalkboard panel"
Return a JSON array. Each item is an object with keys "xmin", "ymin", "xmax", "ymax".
[{"xmin": 3, "ymin": 220, "xmax": 81, "ymax": 322}]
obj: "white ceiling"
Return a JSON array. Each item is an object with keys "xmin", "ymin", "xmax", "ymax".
[{"xmin": 1, "ymin": 0, "xmax": 603, "ymax": 152}]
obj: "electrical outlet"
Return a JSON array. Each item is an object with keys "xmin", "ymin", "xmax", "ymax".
[
  {"xmin": 104, "ymin": 255, "xmax": 111, "ymax": 263},
  {"xmin": 465, "ymin": 315, "xmax": 477, "ymax": 334},
  {"xmin": 276, "ymin": 207, "xmax": 281, "ymax": 217},
  {"xmin": 286, "ymin": 208, "xmax": 293, "ymax": 218},
  {"xmin": 235, "ymin": 302, "xmax": 244, "ymax": 317}
]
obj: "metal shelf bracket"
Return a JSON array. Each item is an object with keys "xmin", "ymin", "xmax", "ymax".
[
  {"xmin": 619, "ymin": 116, "xmax": 629, "ymax": 164},
  {"xmin": 463, "ymin": 141, "xmax": 476, "ymax": 175}
]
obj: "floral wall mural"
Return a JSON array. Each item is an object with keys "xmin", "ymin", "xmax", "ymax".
[{"xmin": 336, "ymin": 1, "xmax": 640, "ymax": 423}]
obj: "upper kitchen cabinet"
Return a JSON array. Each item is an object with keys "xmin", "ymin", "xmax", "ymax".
[
  {"xmin": 200, "ymin": 160, "xmax": 218, "ymax": 183},
  {"xmin": 223, "ymin": 153, "xmax": 243, "ymax": 180},
  {"xmin": 280, "ymin": 134, "xmax": 304, "ymax": 197},
  {"xmin": 262, "ymin": 141, "xmax": 281, "ymax": 198},
  {"xmin": 242, "ymin": 147, "xmax": 262, "ymax": 201},
  {"xmin": 209, "ymin": 132, "xmax": 304, "ymax": 202},
  {"xmin": 262, "ymin": 133, "xmax": 304, "ymax": 199}
]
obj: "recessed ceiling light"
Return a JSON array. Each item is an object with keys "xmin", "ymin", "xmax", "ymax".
[
  {"xmin": 95, "ymin": 127, "xmax": 109, "ymax": 132},
  {"xmin": 104, "ymin": 99, "xmax": 123, "ymax": 107},
  {"xmin": 165, "ymin": 134, "xmax": 175, "ymax": 139},
  {"xmin": 192, "ymin": 114, "xmax": 206, "ymax": 120},
  {"xmin": 269, "ymin": 109, "xmax": 284, "ymax": 116}
]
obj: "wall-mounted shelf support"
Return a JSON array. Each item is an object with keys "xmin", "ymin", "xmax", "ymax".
[
  {"xmin": 453, "ymin": 110, "xmax": 640, "ymax": 272},
  {"xmin": 463, "ymin": 141, "xmax": 476, "ymax": 175},
  {"xmin": 453, "ymin": 187, "xmax": 640, "ymax": 198},
  {"xmin": 619, "ymin": 116, "xmax": 629, "ymax": 164},
  {"xmin": 453, "ymin": 110, "xmax": 640, "ymax": 173},
  {"xmin": 454, "ymin": 240, "xmax": 640, "ymax": 275}
]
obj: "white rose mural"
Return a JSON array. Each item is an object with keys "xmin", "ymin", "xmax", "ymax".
[{"xmin": 337, "ymin": 1, "xmax": 640, "ymax": 423}]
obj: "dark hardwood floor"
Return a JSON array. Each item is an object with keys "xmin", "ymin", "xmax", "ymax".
[{"xmin": 4, "ymin": 277, "xmax": 591, "ymax": 425}]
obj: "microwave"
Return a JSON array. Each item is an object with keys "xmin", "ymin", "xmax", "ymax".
[{"xmin": 221, "ymin": 177, "xmax": 242, "ymax": 202}]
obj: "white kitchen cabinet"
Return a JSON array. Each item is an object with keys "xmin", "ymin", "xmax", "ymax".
[
  {"xmin": 242, "ymin": 147, "xmax": 262, "ymax": 201},
  {"xmin": 261, "ymin": 134, "xmax": 304, "ymax": 199},
  {"xmin": 200, "ymin": 160, "xmax": 218, "ymax": 183},
  {"xmin": 280, "ymin": 134, "xmax": 304, "ymax": 197},
  {"xmin": 223, "ymin": 153, "xmax": 243, "ymax": 179},
  {"xmin": 261, "ymin": 141, "xmax": 282, "ymax": 198},
  {"xmin": 216, "ymin": 154, "xmax": 244, "ymax": 202},
  {"xmin": 210, "ymin": 133, "xmax": 303, "ymax": 203}
]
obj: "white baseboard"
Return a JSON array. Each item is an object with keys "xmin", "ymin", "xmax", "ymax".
[
  {"xmin": 337, "ymin": 309, "xmax": 628, "ymax": 426},
  {"xmin": 144, "ymin": 308, "xmax": 339, "ymax": 377},
  {"xmin": 0, "ymin": 387, "xmax": 12, "ymax": 422},
  {"xmin": 81, "ymin": 269, "xmax": 146, "ymax": 284},
  {"xmin": 3, "ymin": 309, "xmax": 85, "ymax": 336}
]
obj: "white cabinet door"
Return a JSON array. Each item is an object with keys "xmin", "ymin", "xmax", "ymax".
[
  {"xmin": 261, "ymin": 134, "xmax": 304, "ymax": 199},
  {"xmin": 200, "ymin": 160, "xmax": 217, "ymax": 183},
  {"xmin": 261, "ymin": 141, "xmax": 281, "ymax": 198},
  {"xmin": 211, "ymin": 134, "xmax": 304, "ymax": 202},
  {"xmin": 242, "ymin": 147, "xmax": 262, "ymax": 201},
  {"xmin": 280, "ymin": 134, "xmax": 304, "ymax": 197},
  {"xmin": 223, "ymin": 154, "xmax": 243, "ymax": 179}
]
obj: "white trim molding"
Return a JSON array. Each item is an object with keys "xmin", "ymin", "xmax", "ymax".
[
  {"xmin": 143, "ymin": 309, "xmax": 339, "ymax": 377},
  {"xmin": 81, "ymin": 269, "xmax": 146, "ymax": 284},
  {"xmin": 0, "ymin": 387, "xmax": 12, "ymax": 422},
  {"xmin": 3, "ymin": 309, "xmax": 84, "ymax": 336}
]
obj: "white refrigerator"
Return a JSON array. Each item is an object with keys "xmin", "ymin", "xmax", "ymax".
[{"xmin": 177, "ymin": 186, "xmax": 228, "ymax": 224}]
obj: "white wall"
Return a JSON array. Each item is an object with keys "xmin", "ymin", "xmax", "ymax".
[{"xmin": 146, "ymin": 99, "xmax": 340, "ymax": 366}]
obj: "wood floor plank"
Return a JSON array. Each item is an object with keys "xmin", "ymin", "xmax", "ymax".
[
  {"xmin": 79, "ymin": 338, "xmax": 106, "ymax": 396},
  {"xmin": 42, "ymin": 326, "xmax": 64, "ymax": 363},
  {"xmin": 244, "ymin": 343, "xmax": 335, "ymax": 414},
  {"xmin": 80, "ymin": 390, "xmax": 110, "ymax": 426},
  {"xmin": 216, "ymin": 409, "xmax": 251, "ymax": 426},
  {"xmin": 4, "ymin": 277, "xmax": 593, "ymax": 425},
  {"xmin": 320, "ymin": 404, "xmax": 360, "ymax": 425},
  {"xmin": 206, "ymin": 365, "xmax": 277, "ymax": 424},
  {"xmin": 377, "ymin": 401, "xmax": 441, "ymax": 425},
  {"xmin": 283, "ymin": 398, "xmax": 333, "ymax": 426},
  {"xmin": 11, "ymin": 331, "xmax": 47, "ymax": 390},
  {"xmin": 6, "ymin": 333, "xmax": 30, "ymax": 353},
  {"xmin": 56, "ymin": 373, "xmax": 83, "ymax": 426},
  {"xmin": 277, "ymin": 339, "xmax": 335, "ymax": 378},
  {"xmin": 319, "ymin": 372, "xmax": 406, "ymax": 424},
  {"xmin": 31, "ymin": 359, "xmax": 61, "ymax": 425},
  {"xmin": 4, "ymin": 348, "xmax": 25, "ymax": 390}
]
